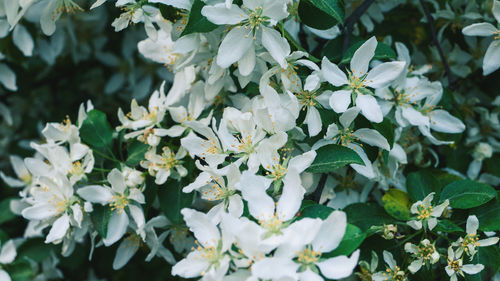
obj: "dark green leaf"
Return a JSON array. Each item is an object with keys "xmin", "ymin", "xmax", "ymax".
[
  {"xmin": 158, "ymin": 180, "xmax": 193, "ymax": 224},
  {"xmin": 440, "ymin": 180, "xmax": 497, "ymax": 209},
  {"xmin": 181, "ymin": 0, "xmax": 218, "ymax": 37},
  {"xmin": 90, "ymin": 204, "xmax": 112, "ymax": 238},
  {"xmin": 340, "ymin": 41, "xmax": 396, "ymax": 64},
  {"xmin": 79, "ymin": 109, "xmax": 113, "ymax": 149},
  {"xmin": 308, "ymin": 0, "xmax": 344, "ymax": 24},
  {"xmin": 159, "ymin": 4, "xmax": 182, "ymax": 22},
  {"xmin": 8, "ymin": 260, "xmax": 33, "ymax": 281},
  {"xmin": 434, "ymin": 219, "xmax": 463, "ymax": 233},
  {"xmin": 382, "ymin": 189, "xmax": 411, "ymax": 220},
  {"xmin": 126, "ymin": 140, "xmax": 149, "ymax": 166},
  {"xmin": 295, "ymin": 204, "xmax": 333, "ymax": 220},
  {"xmin": 298, "ymin": 0, "xmax": 340, "ymax": 30},
  {"xmin": 344, "ymin": 203, "xmax": 394, "ymax": 232},
  {"xmin": 471, "ymin": 199, "xmax": 500, "ymax": 232},
  {"xmin": 17, "ymin": 238, "xmax": 57, "ymax": 262},
  {"xmin": 372, "ymin": 118, "xmax": 394, "ymax": 149},
  {"xmin": 305, "ymin": 144, "xmax": 363, "ymax": 173},
  {"xmin": 327, "ymin": 224, "xmax": 365, "ymax": 257},
  {"xmin": 0, "ymin": 198, "xmax": 16, "ymax": 225},
  {"xmin": 406, "ymin": 170, "xmax": 441, "ymax": 202}
]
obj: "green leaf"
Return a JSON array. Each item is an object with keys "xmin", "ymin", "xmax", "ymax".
[
  {"xmin": 340, "ymin": 41, "xmax": 396, "ymax": 64},
  {"xmin": 344, "ymin": 203, "xmax": 394, "ymax": 232},
  {"xmin": 308, "ymin": 0, "xmax": 344, "ymax": 24},
  {"xmin": 79, "ymin": 109, "xmax": 113, "ymax": 149},
  {"xmin": 406, "ymin": 170, "xmax": 441, "ymax": 202},
  {"xmin": 90, "ymin": 204, "xmax": 112, "ymax": 238},
  {"xmin": 327, "ymin": 224, "xmax": 365, "ymax": 257},
  {"xmin": 180, "ymin": 0, "xmax": 218, "ymax": 37},
  {"xmin": 434, "ymin": 219, "xmax": 463, "ymax": 233},
  {"xmin": 17, "ymin": 238, "xmax": 57, "ymax": 262},
  {"xmin": 305, "ymin": 144, "xmax": 363, "ymax": 173},
  {"xmin": 440, "ymin": 180, "xmax": 497, "ymax": 209},
  {"xmin": 159, "ymin": 4, "xmax": 182, "ymax": 22},
  {"xmin": 372, "ymin": 118, "xmax": 394, "ymax": 149},
  {"xmin": 8, "ymin": 260, "xmax": 33, "ymax": 281},
  {"xmin": 382, "ymin": 189, "xmax": 411, "ymax": 220},
  {"xmin": 471, "ymin": 199, "xmax": 500, "ymax": 232},
  {"xmin": 295, "ymin": 204, "xmax": 333, "ymax": 220},
  {"xmin": 0, "ymin": 198, "xmax": 16, "ymax": 225},
  {"xmin": 158, "ymin": 180, "xmax": 193, "ymax": 224},
  {"xmin": 126, "ymin": 140, "xmax": 149, "ymax": 166},
  {"xmin": 298, "ymin": 0, "xmax": 340, "ymax": 30}
]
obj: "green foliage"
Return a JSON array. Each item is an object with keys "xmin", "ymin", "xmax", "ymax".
[
  {"xmin": 0, "ymin": 198, "xmax": 16, "ymax": 225},
  {"xmin": 8, "ymin": 260, "xmax": 33, "ymax": 281},
  {"xmin": 406, "ymin": 170, "xmax": 442, "ymax": 202},
  {"xmin": 126, "ymin": 140, "xmax": 149, "ymax": 167},
  {"xmin": 296, "ymin": 203, "xmax": 333, "ymax": 220},
  {"xmin": 340, "ymin": 41, "xmax": 396, "ymax": 64},
  {"xmin": 79, "ymin": 109, "xmax": 114, "ymax": 149},
  {"xmin": 372, "ymin": 118, "xmax": 394, "ymax": 149},
  {"xmin": 471, "ymin": 199, "xmax": 500, "ymax": 232},
  {"xmin": 344, "ymin": 203, "xmax": 394, "ymax": 232},
  {"xmin": 17, "ymin": 238, "xmax": 57, "ymax": 262},
  {"xmin": 382, "ymin": 189, "xmax": 411, "ymax": 220},
  {"xmin": 307, "ymin": 0, "xmax": 344, "ymax": 24},
  {"xmin": 90, "ymin": 204, "xmax": 112, "ymax": 238},
  {"xmin": 440, "ymin": 180, "xmax": 497, "ymax": 209},
  {"xmin": 181, "ymin": 0, "xmax": 218, "ymax": 36},
  {"xmin": 305, "ymin": 144, "xmax": 363, "ymax": 173},
  {"xmin": 327, "ymin": 224, "xmax": 365, "ymax": 257},
  {"xmin": 158, "ymin": 179, "xmax": 193, "ymax": 225},
  {"xmin": 298, "ymin": 0, "xmax": 342, "ymax": 30},
  {"xmin": 434, "ymin": 219, "xmax": 463, "ymax": 233}
]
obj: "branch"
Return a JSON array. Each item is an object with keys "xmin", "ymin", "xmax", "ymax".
[
  {"xmin": 342, "ymin": 0, "xmax": 376, "ymax": 55},
  {"xmin": 418, "ymin": 0, "xmax": 455, "ymax": 89},
  {"xmin": 312, "ymin": 173, "xmax": 328, "ymax": 203}
]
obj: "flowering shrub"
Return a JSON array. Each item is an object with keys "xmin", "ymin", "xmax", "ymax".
[{"xmin": 1, "ymin": 0, "xmax": 500, "ymax": 280}]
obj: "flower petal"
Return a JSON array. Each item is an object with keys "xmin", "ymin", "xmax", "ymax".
[
  {"xmin": 429, "ymin": 110, "xmax": 465, "ymax": 133},
  {"xmin": 261, "ymin": 26, "xmax": 290, "ymax": 68},
  {"xmin": 103, "ymin": 211, "xmax": 129, "ymax": 246},
  {"xmin": 312, "ymin": 210, "xmax": 346, "ymax": 253},
  {"xmin": 317, "ymin": 250, "xmax": 360, "ymax": 279},
  {"xmin": 356, "ymin": 94, "xmax": 383, "ymax": 123},
  {"xmin": 462, "ymin": 22, "xmax": 497, "ymax": 37},
  {"xmin": 365, "ymin": 61, "xmax": 406, "ymax": 89},
  {"xmin": 77, "ymin": 185, "xmax": 113, "ymax": 205},
  {"xmin": 45, "ymin": 214, "xmax": 70, "ymax": 243},
  {"xmin": 217, "ymin": 27, "xmax": 253, "ymax": 68},
  {"xmin": 181, "ymin": 208, "xmax": 220, "ymax": 248},
  {"xmin": 112, "ymin": 237, "xmax": 139, "ymax": 270},
  {"xmin": 354, "ymin": 128, "xmax": 390, "ymax": 150},
  {"xmin": 201, "ymin": 3, "xmax": 246, "ymax": 25},
  {"xmin": 329, "ymin": 90, "xmax": 352, "ymax": 113},
  {"xmin": 350, "ymin": 36, "xmax": 377, "ymax": 76},
  {"xmin": 483, "ymin": 41, "xmax": 500, "ymax": 75},
  {"xmin": 321, "ymin": 57, "xmax": 348, "ymax": 86}
]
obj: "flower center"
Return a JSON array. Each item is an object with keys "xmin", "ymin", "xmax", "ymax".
[
  {"xmin": 334, "ymin": 127, "xmax": 358, "ymax": 147},
  {"xmin": 242, "ymin": 6, "xmax": 267, "ymax": 31},
  {"xmin": 233, "ymin": 133, "xmax": 254, "ymax": 153},
  {"xmin": 159, "ymin": 148, "xmax": 178, "ymax": 170},
  {"xmin": 297, "ymin": 246, "xmax": 321, "ymax": 265},
  {"xmin": 383, "ymin": 266, "xmax": 406, "ymax": 281},
  {"xmin": 259, "ymin": 215, "xmax": 284, "ymax": 237},
  {"xmin": 462, "ymin": 234, "xmax": 480, "ymax": 252},
  {"xmin": 110, "ymin": 193, "xmax": 129, "ymax": 213},
  {"xmin": 204, "ymin": 176, "xmax": 235, "ymax": 202},
  {"xmin": 57, "ymin": 0, "xmax": 84, "ymax": 14},
  {"xmin": 416, "ymin": 243, "xmax": 436, "ymax": 261},
  {"xmin": 266, "ymin": 163, "xmax": 287, "ymax": 182},
  {"xmin": 295, "ymin": 90, "xmax": 317, "ymax": 108},
  {"xmin": 448, "ymin": 259, "xmax": 462, "ymax": 272},
  {"xmin": 201, "ymin": 137, "xmax": 220, "ymax": 156},
  {"xmin": 494, "ymin": 30, "xmax": 500, "ymax": 42},
  {"xmin": 70, "ymin": 161, "xmax": 84, "ymax": 177},
  {"xmin": 348, "ymin": 72, "xmax": 366, "ymax": 90},
  {"xmin": 416, "ymin": 204, "xmax": 433, "ymax": 220}
]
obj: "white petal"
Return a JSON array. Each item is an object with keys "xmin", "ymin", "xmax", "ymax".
[
  {"xmin": 321, "ymin": 57, "xmax": 348, "ymax": 86},
  {"xmin": 77, "ymin": 185, "xmax": 113, "ymax": 205},
  {"xmin": 304, "ymin": 74, "xmax": 320, "ymax": 92},
  {"xmin": 466, "ymin": 215, "xmax": 479, "ymax": 235},
  {"xmin": 217, "ymin": 27, "xmax": 253, "ymax": 68},
  {"xmin": 299, "ymin": 268, "xmax": 323, "ymax": 281},
  {"xmin": 408, "ymin": 259, "xmax": 423, "ymax": 273},
  {"xmin": 108, "ymin": 168, "xmax": 127, "ymax": 194},
  {"xmin": 494, "ymin": 0, "xmax": 500, "ymax": 23},
  {"xmin": 364, "ymin": 61, "xmax": 406, "ymax": 88},
  {"xmin": 339, "ymin": 107, "xmax": 360, "ymax": 128},
  {"xmin": 201, "ymin": 3, "xmax": 246, "ymax": 25},
  {"xmin": 238, "ymin": 44, "xmax": 256, "ymax": 76},
  {"xmin": 356, "ymin": 94, "xmax": 383, "ymax": 123},
  {"xmin": 462, "ymin": 264, "xmax": 484, "ymax": 275},
  {"xmin": 317, "ymin": 250, "xmax": 360, "ymax": 279},
  {"xmin": 172, "ymin": 251, "xmax": 210, "ymax": 278},
  {"xmin": 462, "ymin": 22, "xmax": 497, "ymax": 37},
  {"xmin": 0, "ymin": 240, "xmax": 16, "ymax": 264},
  {"xmin": 22, "ymin": 204, "xmax": 56, "ymax": 220},
  {"xmin": 45, "ymin": 214, "xmax": 70, "ymax": 243},
  {"xmin": 288, "ymin": 150, "xmax": 316, "ymax": 174},
  {"xmin": 261, "ymin": 26, "xmax": 290, "ymax": 68},
  {"xmin": 402, "ymin": 106, "xmax": 429, "ymax": 127},
  {"xmin": 0, "ymin": 270, "xmax": 11, "ymax": 281},
  {"xmin": 354, "ymin": 128, "xmax": 390, "ymax": 150},
  {"xmin": 478, "ymin": 237, "xmax": 499, "ymax": 247},
  {"xmin": 13, "ymin": 25, "xmax": 34, "ymax": 57},
  {"xmin": 350, "ymin": 36, "xmax": 377, "ymax": 76},
  {"xmin": 103, "ymin": 211, "xmax": 129, "ymax": 246},
  {"xmin": 112, "ymin": 238, "xmax": 139, "ymax": 270},
  {"xmin": 483, "ymin": 42, "xmax": 500, "ymax": 75},
  {"xmin": 429, "ymin": 110, "xmax": 465, "ymax": 133},
  {"xmin": 329, "ymin": 90, "xmax": 352, "ymax": 113},
  {"xmin": 407, "ymin": 220, "xmax": 422, "ymax": 230},
  {"xmin": 305, "ymin": 106, "xmax": 322, "ymax": 137},
  {"xmin": 312, "ymin": 210, "xmax": 346, "ymax": 253},
  {"xmin": 251, "ymin": 257, "xmax": 299, "ymax": 280},
  {"xmin": 238, "ymin": 172, "xmax": 274, "ymax": 220},
  {"xmin": 0, "ymin": 63, "xmax": 16, "ymax": 91},
  {"xmin": 181, "ymin": 208, "xmax": 220, "ymax": 248},
  {"xmin": 277, "ymin": 171, "xmax": 305, "ymax": 221}
]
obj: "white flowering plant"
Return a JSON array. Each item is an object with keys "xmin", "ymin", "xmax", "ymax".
[{"xmin": 0, "ymin": 0, "xmax": 500, "ymax": 280}]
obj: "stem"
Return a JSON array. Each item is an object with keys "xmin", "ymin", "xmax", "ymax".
[
  {"xmin": 93, "ymin": 149, "xmax": 118, "ymax": 162},
  {"xmin": 418, "ymin": 0, "xmax": 455, "ymax": 89},
  {"xmin": 312, "ymin": 173, "xmax": 328, "ymax": 203},
  {"xmin": 392, "ymin": 229, "xmax": 423, "ymax": 249},
  {"xmin": 342, "ymin": 0, "xmax": 376, "ymax": 56},
  {"xmin": 283, "ymin": 29, "xmax": 320, "ymax": 63}
]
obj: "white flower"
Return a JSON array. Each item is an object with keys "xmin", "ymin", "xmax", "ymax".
[
  {"xmin": 445, "ymin": 247, "xmax": 484, "ymax": 281},
  {"xmin": 468, "ymin": 142, "xmax": 494, "ymax": 179},
  {"xmin": 21, "ymin": 173, "xmax": 83, "ymax": 244},
  {"xmin": 0, "ymin": 155, "xmax": 32, "ymax": 188},
  {"xmin": 462, "ymin": 0, "xmax": 500, "ymax": 75},
  {"xmin": 405, "ymin": 239, "xmax": 440, "ymax": 274},
  {"xmin": 372, "ymin": 251, "xmax": 408, "ymax": 281},
  {"xmin": 171, "ymin": 208, "xmax": 232, "ymax": 279},
  {"xmin": 407, "ymin": 192, "xmax": 449, "ymax": 231},
  {"xmin": 321, "ymin": 37, "xmax": 406, "ymax": 123},
  {"xmin": 77, "ymin": 168, "xmax": 145, "ymax": 246},
  {"xmin": 141, "ymin": 146, "xmax": 188, "ymax": 185},
  {"xmin": 0, "ymin": 240, "xmax": 16, "ymax": 281},
  {"xmin": 138, "ymin": 21, "xmax": 179, "ymax": 66},
  {"xmin": 202, "ymin": 0, "xmax": 290, "ymax": 68},
  {"xmin": 452, "ymin": 215, "xmax": 499, "ymax": 259}
]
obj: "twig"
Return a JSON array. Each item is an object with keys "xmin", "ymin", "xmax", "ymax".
[
  {"xmin": 419, "ymin": 0, "xmax": 455, "ymax": 89},
  {"xmin": 312, "ymin": 173, "xmax": 328, "ymax": 203},
  {"xmin": 342, "ymin": 0, "xmax": 377, "ymax": 56}
]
